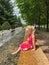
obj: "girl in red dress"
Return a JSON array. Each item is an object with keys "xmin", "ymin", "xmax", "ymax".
[{"xmin": 11, "ymin": 25, "xmax": 36, "ymax": 55}]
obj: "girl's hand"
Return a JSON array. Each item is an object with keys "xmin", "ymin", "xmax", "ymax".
[{"xmin": 31, "ymin": 48, "xmax": 35, "ymax": 51}]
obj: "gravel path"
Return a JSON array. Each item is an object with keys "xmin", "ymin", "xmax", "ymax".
[
  {"xmin": 0, "ymin": 27, "xmax": 25, "ymax": 65},
  {"xmin": 0, "ymin": 27, "xmax": 23, "ymax": 47},
  {"xmin": 36, "ymin": 31, "xmax": 49, "ymax": 60}
]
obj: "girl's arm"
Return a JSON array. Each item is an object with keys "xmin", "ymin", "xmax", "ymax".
[{"xmin": 32, "ymin": 34, "xmax": 36, "ymax": 51}]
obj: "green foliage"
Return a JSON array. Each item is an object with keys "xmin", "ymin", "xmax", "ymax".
[
  {"xmin": 16, "ymin": 0, "xmax": 49, "ymax": 26},
  {"xmin": 17, "ymin": 17, "xmax": 22, "ymax": 26},
  {"xmin": 0, "ymin": 0, "xmax": 22, "ymax": 30},
  {"xmin": 1, "ymin": 22, "xmax": 11, "ymax": 30},
  {"xmin": 0, "ymin": 25, "xmax": 2, "ymax": 30},
  {"xmin": 10, "ymin": 17, "xmax": 22, "ymax": 29}
]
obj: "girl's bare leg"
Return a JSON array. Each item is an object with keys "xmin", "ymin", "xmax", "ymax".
[{"xmin": 11, "ymin": 47, "xmax": 21, "ymax": 55}]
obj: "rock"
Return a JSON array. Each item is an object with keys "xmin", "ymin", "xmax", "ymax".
[{"xmin": 18, "ymin": 48, "xmax": 49, "ymax": 65}]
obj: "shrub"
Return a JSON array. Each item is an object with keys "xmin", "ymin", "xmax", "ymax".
[
  {"xmin": 0, "ymin": 25, "xmax": 2, "ymax": 30},
  {"xmin": 1, "ymin": 22, "xmax": 11, "ymax": 30}
]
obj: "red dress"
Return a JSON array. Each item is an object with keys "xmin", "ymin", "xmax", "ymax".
[{"xmin": 19, "ymin": 35, "xmax": 34, "ymax": 51}]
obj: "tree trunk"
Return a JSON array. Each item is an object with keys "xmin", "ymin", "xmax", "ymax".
[{"xmin": 46, "ymin": 0, "xmax": 49, "ymax": 31}]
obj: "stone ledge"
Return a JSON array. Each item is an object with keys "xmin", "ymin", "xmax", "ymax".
[{"xmin": 18, "ymin": 48, "xmax": 49, "ymax": 65}]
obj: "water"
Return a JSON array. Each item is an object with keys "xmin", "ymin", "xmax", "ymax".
[{"xmin": 0, "ymin": 27, "xmax": 23, "ymax": 47}]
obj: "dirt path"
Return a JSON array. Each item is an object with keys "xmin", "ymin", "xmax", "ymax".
[{"xmin": 36, "ymin": 31, "xmax": 49, "ymax": 60}]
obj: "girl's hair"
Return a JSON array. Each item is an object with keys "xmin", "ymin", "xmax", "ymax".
[{"xmin": 23, "ymin": 25, "xmax": 35, "ymax": 41}]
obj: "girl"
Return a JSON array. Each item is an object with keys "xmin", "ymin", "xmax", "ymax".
[{"xmin": 11, "ymin": 25, "xmax": 36, "ymax": 55}]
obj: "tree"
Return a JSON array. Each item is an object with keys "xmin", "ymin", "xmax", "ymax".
[
  {"xmin": 45, "ymin": 0, "xmax": 49, "ymax": 31},
  {"xmin": 16, "ymin": 0, "xmax": 45, "ymax": 24},
  {"xmin": 0, "ymin": 0, "xmax": 13, "ymax": 25},
  {"xmin": 16, "ymin": 0, "xmax": 49, "ymax": 31},
  {"xmin": 1, "ymin": 22, "xmax": 11, "ymax": 30},
  {"xmin": 0, "ymin": 0, "xmax": 22, "ymax": 30},
  {"xmin": 0, "ymin": 25, "xmax": 1, "ymax": 30}
]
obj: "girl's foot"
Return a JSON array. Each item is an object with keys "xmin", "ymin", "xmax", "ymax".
[{"xmin": 11, "ymin": 52, "xmax": 18, "ymax": 55}]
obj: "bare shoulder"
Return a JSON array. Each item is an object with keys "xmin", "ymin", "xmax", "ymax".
[{"xmin": 32, "ymin": 34, "xmax": 34, "ymax": 38}]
